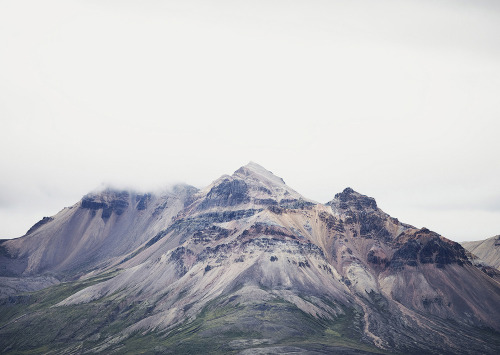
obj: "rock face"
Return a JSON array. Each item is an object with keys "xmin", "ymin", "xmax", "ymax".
[{"xmin": 0, "ymin": 163, "xmax": 499, "ymax": 355}]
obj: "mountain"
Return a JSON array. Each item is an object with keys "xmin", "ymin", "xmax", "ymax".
[
  {"xmin": 462, "ymin": 235, "xmax": 500, "ymax": 270},
  {"xmin": 0, "ymin": 185, "xmax": 197, "ymax": 279},
  {"xmin": 0, "ymin": 185, "xmax": 197, "ymax": 299},
  {"xmin": 0, "ymin": 163, "xmax": 499, "ymax": 354}
]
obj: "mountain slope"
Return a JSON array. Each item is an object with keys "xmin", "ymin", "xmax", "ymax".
[
  {"xmin": 0, "ymin": 185, "xmax": 198, "ymax": 279},
  {"xmin": 462, "ymin": 235, "xmax": 500, "ymax": 270},
  {"xmin": 0, "ymin": 163, "xmax": 499, "ymax": 354}
]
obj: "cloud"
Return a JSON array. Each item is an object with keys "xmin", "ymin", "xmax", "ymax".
[{"xmin": 0, "ymin": 0, "xmax": 499, "ymax": 240}]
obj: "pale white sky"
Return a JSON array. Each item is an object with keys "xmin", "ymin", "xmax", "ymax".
[{"xmin": 1, "ymin": 0, "xmax": 499, "ymax": 241}]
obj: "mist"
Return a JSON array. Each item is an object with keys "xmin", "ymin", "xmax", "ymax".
[{"xmin": 1, "ymin": 0, "xmax": 499, "ymax": 241}]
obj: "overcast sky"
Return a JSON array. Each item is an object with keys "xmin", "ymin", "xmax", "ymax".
[{"xmin": 1, "ymin": 0, "xmax": 499, "ymax": 242}]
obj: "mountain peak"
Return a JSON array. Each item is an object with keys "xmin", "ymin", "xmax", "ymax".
[
  {"xmin": 233, "ymin": 161, "xmax": 286, "ymax": 186},
  {"xmin": 194, "ymin": 162, "xmax": 312, "ymax": 210},
  {"xmin": 328, "ymin": 187, "xmax": 378, "ymax": 210}
]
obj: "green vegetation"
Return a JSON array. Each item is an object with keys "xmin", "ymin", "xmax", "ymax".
[
  {"xmin": 111, "ymin": 295, "xmax": 386, "ymax": 354},
  {"xmin": 1, "ymin": 281, "xmax": 386, "ymax": 354},
  {"xmin": 0, "ymin": 271, "xmax": 120, "ymax": 326},
  {"xmin": 0, "ymin": 271, "xmax": 132, "ymax": 353}
]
